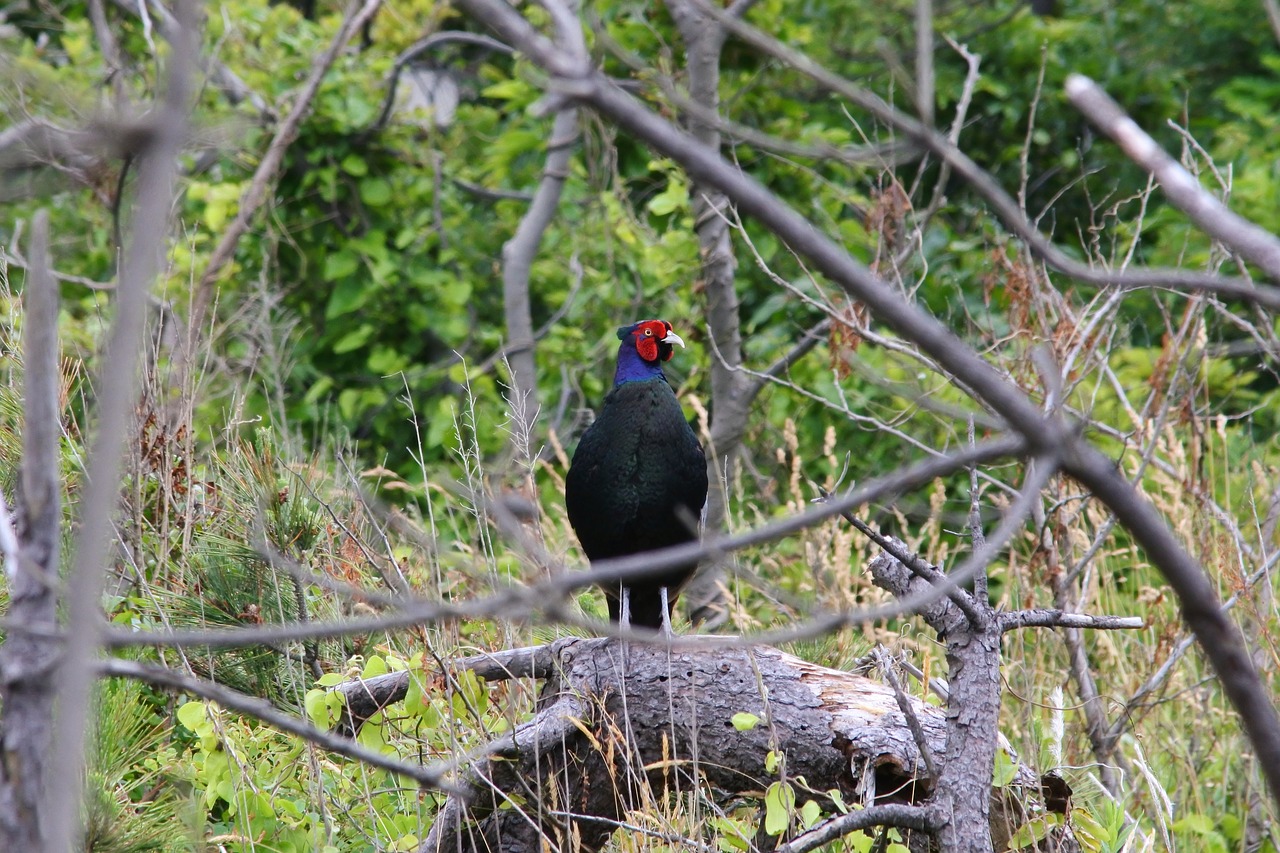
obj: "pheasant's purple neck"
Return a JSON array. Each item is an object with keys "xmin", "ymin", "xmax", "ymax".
[{"xmin": 613, "ymin": 339, "xmax": 666, "ymax": 386}]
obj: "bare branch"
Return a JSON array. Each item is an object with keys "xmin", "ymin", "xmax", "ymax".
[
  {"xmin": 1066, "ymin": 74, "xmax": 1280, "ymax": 283},
  {"xmin": 876, "ymin": 647, "xmax": 938, "ymax": 782},
  {"xmin": 914, "ymin": 0, "xmax": 934, "ymax": 126},
  {"xmin": 999, "ymin": 610, "xmax": 1145, "ymax": 632},
  {"xmin": 773, "ymin": 803, "xmax": 940, "ymax": 853},
  {"xmin": 838, "ymin": 511, "xmax": 983, "ymax": 627},
  {"xmin": 44, "ymin": 3, "xmax": 195, "ymax": 845},
  {"xmin": 102, "ymin": 433, "xmax": 1027, "ymax": 650},
  {"xmin": 338, "ymin": 645, "xmax": 557, "ymax": 732}
]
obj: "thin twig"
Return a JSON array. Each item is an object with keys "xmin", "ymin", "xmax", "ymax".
[
  {"xmin": 999, "ymin": 611, "xmax": 1145, "ymax": 632},
  {"xmin": 1066, "ymin": 74, "xmax": 1280, "ymax": 283},
  {"xmin": 875, "ymin": 647, "xmax": 938, "ymax": 781}
]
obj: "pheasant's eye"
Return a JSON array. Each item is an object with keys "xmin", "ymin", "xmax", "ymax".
[{"xmin": 644, "ymin": 328, "xmax": 653, "ymax": 336}]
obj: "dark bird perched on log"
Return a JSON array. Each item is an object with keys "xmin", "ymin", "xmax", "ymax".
[{"xmin": 565, "ymin": 319, "xmax": 708, "ymax": 632}]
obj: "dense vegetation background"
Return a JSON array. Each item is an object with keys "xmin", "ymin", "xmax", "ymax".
[{"xmin": 2, "ymin": 0, "xmax": 1279, "ymax": 849}]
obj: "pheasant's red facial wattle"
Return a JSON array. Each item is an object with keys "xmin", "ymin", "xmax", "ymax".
[
  {"xmin": 631, "ymin": 319, "xmax": 671, "ymax": 363},
  {"xmin": 636, "ymin": 328, "xmax": 660, "ymax": 362}
]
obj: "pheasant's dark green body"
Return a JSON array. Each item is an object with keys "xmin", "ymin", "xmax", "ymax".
[{"xmin": 566, "ymin": 320, "xmax": 708, "ymax": 629}]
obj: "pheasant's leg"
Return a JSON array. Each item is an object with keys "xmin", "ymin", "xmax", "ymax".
[
  {"xmin": 659, "ymin": 586, "xmax": 674, "ymax": 637},
  {"xmin": 620, "ymin": 586, "xmax": 632, "ymax": 630}
]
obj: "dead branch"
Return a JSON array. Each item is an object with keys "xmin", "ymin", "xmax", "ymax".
[
  {"xmin": 998, "ymin": 611, "xmax": 1145, "ymax": 632},
  {"xmin": 337, "ymin": 645, "xmax": 553, "ymax": 732},
  {"xmin": 42, "ymin": 4, "xmax": 195, "ymax": 846}
]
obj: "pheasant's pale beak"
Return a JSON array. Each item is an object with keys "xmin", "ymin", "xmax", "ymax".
[{"xmin": 661, "ymin": 332, "xmax": 685, "ymax": 348}]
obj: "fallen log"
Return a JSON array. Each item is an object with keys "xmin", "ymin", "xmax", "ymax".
[{"xmin": 336, "ymin": 637, "xmax": 1073, "ymax": 852}]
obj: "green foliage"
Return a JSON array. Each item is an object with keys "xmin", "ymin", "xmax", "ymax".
[{"xmin": 84, "ymin": 680, "xmax": 190, "ymax": 853}]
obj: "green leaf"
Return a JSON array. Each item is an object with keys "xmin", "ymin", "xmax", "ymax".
[
  {"xmin": 647, "ymin": 179, "xmax": 689, "ymax": 216},
  {"xmin": 481, "ymin": 78, "xmax": 530, "ymax": 101},
  {"xmin": 368, "ymin": 345, "xmax": 408, "ymax": 374},
  {"xmin": 799, "ymin": 799, "xmax": 822, "ymax": 828},
  {"xmin": 763, "ymin": 781, "xmax": 795, "ymax": 836},
  {"xmin": 730, "ymin": 712, "xmax": 760, "ymax": 731},
  {"xmin": 1007, "ymin": 813, "xmax": 1062, "ymax": 850},
  {"xmin": 326, "ymin": 278, "xmax": 368, "ymax": 320},
  {"xmin": 341, "ymin": 154, "xmax": 369, "ymax": 176},
  {"xmin": 992, "ymin": 749, "xmax": 1017, "ymax": 787},
  {"xmin": 177, "ymin": 701, "xmax": 207, "ymax": 732},
  {"xmin": 323, "ymin": 250, "xmax": 359, "ymax": 281},
  {"xmin": 438, "ymin": 278, "xmax": 472, "ymax": 307},
  {"xmin": 304, "ymin": 375, "xmax": 335, "ymax": 405},
  {"xmin": 304, "ymin": 688, "xmax": 331, "ymax": 729},
  {"xmin": 765, "ymin": 749, "xmax": 782, "ymax": 774},
  {"xmin": 359, "ymin": 177, "xmax": 393, "ymax": 207},
  {"xmin": 332, "ymin": 324, "xmax": 374, "ymax": 354}
]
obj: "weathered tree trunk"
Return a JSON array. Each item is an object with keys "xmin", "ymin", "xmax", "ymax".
[{"xmin": 0, "ymin": 211, "xmax": 61, "ymax": 847}]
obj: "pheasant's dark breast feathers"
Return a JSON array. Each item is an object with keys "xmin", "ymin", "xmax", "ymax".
[{"xmin": 565, "ymin": 377, "xmax": 708, "ymax": 625}]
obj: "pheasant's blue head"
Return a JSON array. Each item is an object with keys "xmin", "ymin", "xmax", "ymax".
[{"xmin": 613, "ymin": 319, "xmax": 685, "ymax": 384}]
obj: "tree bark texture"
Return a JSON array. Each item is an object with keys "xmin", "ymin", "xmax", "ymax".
[
  {"xmin": 0, "ymin": 211, "xmax": 62, "ymax": 846},
  {"xmin": 868, "ymin": 548, "xmax": 1004, "ymax": 853}
]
